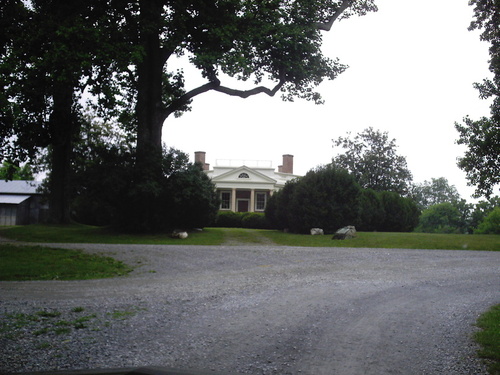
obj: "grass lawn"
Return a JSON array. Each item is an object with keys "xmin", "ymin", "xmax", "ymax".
[
  {"xmin": 262, "ymin": 230, "xmax": 500, "ymax": 251},
  {"xmin": 475, "ymin": 304, "xmax": 500, "ymax": 374},
  {"xmin": 0, "ymin": 243, "xmax": 132, "ymax": 281},
  {"xmin": 0, "ymin": 224, "xmax": 498, "ymax": 250},
  {"xmin": 0, "ymin": 224, "xmax": 224, "ymax": 245}
]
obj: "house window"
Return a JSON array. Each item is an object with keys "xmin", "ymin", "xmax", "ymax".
[
  {"xmin": 238, "ymin": 173, "xmax": 249, "ymax": 178},
  {"xmin": 255, "ymin": 192, "xmax": 267, "ymax": 211},
  {"xmin": 220, "ymin": 191, "xmax": 231, "ymax": 210}
]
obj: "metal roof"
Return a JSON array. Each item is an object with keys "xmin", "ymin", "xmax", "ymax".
[
  {"xmin": 0, "ymin": 180, "xmax": 42, "ymax": 194},
  {"xmin": 0, "ymin": 194, "xmax": 30, "ymax": 204}
]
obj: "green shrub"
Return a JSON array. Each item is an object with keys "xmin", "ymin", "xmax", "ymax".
[
  {"xmin": 357, "ymin": 189, "xmax": 385, "ymax": 231},
  {"xmin": 214, "ymin": 211, "xmax": 243, "ymax": 227},
  {"xmin": 379, "ymin": 191, "xmax": 420, "ymax": 232},
  {"xmin": 266, "ymin": 165, "xmax": 361, "ymax": 234},
  {"xmin": 475, "ymin": 207, "xmax": 500, "ymax": 234},
  {"xmin": 241, "ymin": 212, "xmax": 270, "ymax": 229},
  {"xmin": 416, "ymin": 202, "xmax": 462, "ymax": 233},
  {"xmin": 213, "ymin": 212, "xmax": 270, "ymax": 229},
  {"xmin": 70, "ymin": 147, "xmax": 219, "ymax": 233}
]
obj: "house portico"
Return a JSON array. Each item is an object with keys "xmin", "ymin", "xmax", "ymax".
[{"xmin": 195, "ymin": 152, "xmax": 300, "ymax": 213}]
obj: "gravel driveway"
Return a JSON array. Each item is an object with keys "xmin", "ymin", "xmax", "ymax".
[{"xmin": 1, "ymin": 243, "xmax": 499, "ymax": 375}]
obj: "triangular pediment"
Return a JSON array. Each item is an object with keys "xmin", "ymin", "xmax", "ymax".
[{"xmin": 211, "ymin": 166, "xmax": 277, "ymax": 184}]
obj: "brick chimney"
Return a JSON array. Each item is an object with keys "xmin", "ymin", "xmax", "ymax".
[
  {"xmin": 194, "ymin": 151, "xmax": 210, "ymax": 171},
  {"xmin": 279, "ymin": 154, "xmax": 294, "ymax": 174}
]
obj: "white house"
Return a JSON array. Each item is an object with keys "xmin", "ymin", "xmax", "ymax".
[
  {"xmin": 195, "ymin": 152, "xmax": 300, "ymax": 213},
  {"xmin": 0, "ymin": 180, "xmax": 47, "ymax": 225}
]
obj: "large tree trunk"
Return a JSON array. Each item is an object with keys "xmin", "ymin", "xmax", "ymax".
[
  {"xmin": 136, "ymin": 0, "xmax": 165, "ymax": 169},
  {"xmin": 47, "ymin": 84, "xmax": 77, "ymax": 224}
]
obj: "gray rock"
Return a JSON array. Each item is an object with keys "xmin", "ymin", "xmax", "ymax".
[
  {"xmin": 310, "ymin": 228, "xmax": 324, "ymax": 235},
  {"xmin": 332, "ymin": 225, "xmax": 356, "ymax": 240},
  {"xmin": 171, "ymin": 230, "xmax": 188, "ymax": 239}
]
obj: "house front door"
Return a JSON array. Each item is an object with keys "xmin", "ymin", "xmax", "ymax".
[{"xmin": 237, "ymin": 200, "xmax": 249, "ymax": 212}]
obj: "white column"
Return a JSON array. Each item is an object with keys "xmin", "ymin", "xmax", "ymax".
[
  {"xmin": 231, "ymin": 188, "xmax": 237, "ymax": 212},
  {"xmin": 250, "ymin": 189, "xmax": 255, "ymax": 212}
]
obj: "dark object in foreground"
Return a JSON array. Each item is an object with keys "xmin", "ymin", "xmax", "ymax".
[
  {"xmin": 5, "ymin": 366, "xmax": 229, "ymax": 375},
  {"xmin": 332, "ymin": 226, "xmax": 356, "ymax": 240}
]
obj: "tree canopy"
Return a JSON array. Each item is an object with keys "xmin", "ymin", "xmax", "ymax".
[
  {"xmin": 1, "ymin": 0, "xmax": 378, "ymax": 227},
  {"xmin": 0, "ymin": 161, "xmax": 33, "ymax": 181},
  {"xmin": 411, "ymin": 177, "xmax": 461, "ymax": 211},
  {"xmin": 1, "ymin": 0, "xmax": 132, "ymax": 222},
  {"xmin": 455, "ymin": 0, "xmax": 500, "ymax": 198},
  {"xmin": 332, "ymin": 127, "xmax": 413, "ymax": 195}
]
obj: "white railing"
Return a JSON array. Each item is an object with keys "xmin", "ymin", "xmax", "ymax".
[{"xmin": 215, "ymin": 159, "xmax": 273, "ymax": 168}]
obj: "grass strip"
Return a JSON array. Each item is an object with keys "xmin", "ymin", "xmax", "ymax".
[
  {"xmin": 0, "ymin": 224, "xmax": 224, "ymax": 245},
  {"xmin": 0, "ymin": 244, "xmax": 132, "ymax": 281},
  {"xmin": 0, "ymin": 224, "xmax": 498, "ymax": 250},
  {"xmin": 475, "ymin": 304, "xmax": 500, "ymax": 374},
  {"xmin": 261, "ymin": 230, "xmax": 500, "ymax": 251}
]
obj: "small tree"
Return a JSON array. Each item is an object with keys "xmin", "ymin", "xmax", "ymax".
[
  {"xmin": 357, "ymin": 189, "xmax": 385, "ymax": 231},
  {"xmin": 162, "ymin": 164, "xmax": 220, "ymax": 229},
  {"xmin": 411, "ymin": 177, "xmax": 461, "ymax": 211},
  {"xmin": 265, "ymin": 178, "xmax": 300, "ymax": 231},
  {"xmin": 416, "ymin": 203, "xmax": 462, "ymax": 234},
  {"xmin": 332, "ymin": 127, "xmax": 413, "ymax": 195},
  {"xmin": 378, "ymin": 191, "xmax": 420, "ymax": 232},
  {"xmin": 470, "ymin": 196, "xmax": 500, "ymax": 230},
  {"xmin": 475, "ymin": 207, "xmax": 500, "ymax": 234}
]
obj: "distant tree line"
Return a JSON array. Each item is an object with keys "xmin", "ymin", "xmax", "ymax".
[{"xmin": 265, "ymin": 128, "xmax": 498, "ymax": 235}]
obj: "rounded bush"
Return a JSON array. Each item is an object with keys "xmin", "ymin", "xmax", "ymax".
[{"xmin": 241, "ymin": 212, "xmax": 270, "ymax": 229}]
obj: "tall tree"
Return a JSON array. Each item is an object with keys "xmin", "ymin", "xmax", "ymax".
[
  {"xmin": 2, "ymin": 1, "xmax": 378, "ymax": 226},
  {"xmin": 455, "ymin": 0, "xmax": 500, "ymax": 198},
  {"xmin": 130, "ymin": 0, "xmax": 377, "ymax": 172},
  {"xmin": 332, "ymin": 127, "xmax": 413, "ymax": 195},
  {"xmin": 1, "ymin": 0, "xmax": 132, "ymax": 223},
  {"xmin": 411, "ymin": 177, "xmax": 461, "ymax": 211}
]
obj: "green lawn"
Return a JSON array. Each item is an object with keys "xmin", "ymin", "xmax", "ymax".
[
  {"xmin": 475, "ymin": 304, "xmax": 500, "ymax": 374},
  {"xmin": 0, "ymin": 244, "xmax": 132, "ymax": 281},
  {"xmin": 0, "ymin": 224, "xmax": 224, "ymax": 245},
  {"xmin": 0, "ymin": 224, "xmax": 498, "ymax": 250},
  {"xmin": 262, "ymin": 230, "xmax": 500, "ymax": 251}
]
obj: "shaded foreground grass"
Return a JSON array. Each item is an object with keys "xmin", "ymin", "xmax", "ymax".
[
  {"xmin": 0, "ymin": 224, "xmax": 498, "ymax": 250},
  {"xmin": 0, "ymin": 244, "xmax": 132, "ymax": 281},
  {"xmin": 475, "ymin": 304, "xmax": 500, "ymax": 374},
  {"xmin": 0, "ymin": 224, "xmax": 224, "ymax": 245}
]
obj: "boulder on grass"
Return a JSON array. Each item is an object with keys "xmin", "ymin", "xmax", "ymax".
[
  {"xmin": 332, "ymin": 226, "xmax": 356, "ymax": 240},
  {"xmin": 310, "ymin": 228, "xmax": 324, "ymax": 235},
  {"xmin": 171, "ymin": 230, "xmax": 188, "ymax": 239}
]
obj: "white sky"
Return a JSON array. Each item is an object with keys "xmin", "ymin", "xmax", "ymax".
[{"xmin": 163, "ymin": 0, "xmax": 494, "ymax": 202}]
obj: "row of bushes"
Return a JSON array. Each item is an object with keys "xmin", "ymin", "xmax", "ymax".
[
  {"xmin": 265, "ymin": 165, "xmax": 420, "ymax": 234},
  {"xmin": 212, "ymin": 211, "xmax": 271, "ymax": 229}
]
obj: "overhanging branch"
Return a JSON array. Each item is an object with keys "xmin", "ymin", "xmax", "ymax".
[
  {"xmin": 316, "ymin": 0, "xmax": 354, "ymax": 31},
  {"xmin": 213, "ymin": 79, "xmax": 285, "ymax": 98},
  {"xmin": 164, "ymin": 79, "xmax": 221, "ymax": 118},
  {"xmin": 164, "ymin": 71, "xmax": 286, "ymax": 119}
]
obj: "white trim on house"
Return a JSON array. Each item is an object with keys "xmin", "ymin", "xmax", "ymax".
[{"xmin": 198, "ymin": 154, "xmax": 300, "ymax": 213}]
